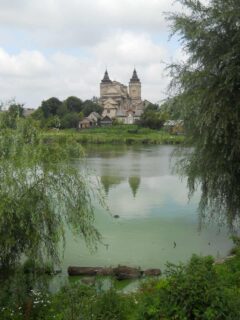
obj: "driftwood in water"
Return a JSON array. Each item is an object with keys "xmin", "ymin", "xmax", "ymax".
[
  {"xmin": 68, "ymin": 265, "xmax": 162, "ymax": 280},
  {"xmin": 143, "ymin": 269, "xmax": 161, "ymax": 276},
  {"xmin": 113, "ymin": 266, "xmax": 142, "ymax": 280},
  {"xmin": 68, "ymin": 266, "xmax": 113, "ymax": 276}
]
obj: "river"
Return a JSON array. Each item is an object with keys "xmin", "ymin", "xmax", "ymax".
[{"xmin": 62, "ymin": 145, "xmax": 232, "ymax": 274}]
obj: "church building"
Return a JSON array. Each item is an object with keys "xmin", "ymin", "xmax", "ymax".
[{"xmin": 99, "ymin": 69, "xmax": 147, "ymax": 124}]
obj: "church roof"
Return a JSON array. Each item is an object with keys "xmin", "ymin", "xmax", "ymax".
[
  {"xmin": 130, "ymin": 69, "xmax": 140, "ymax": 83},
  {"xmin": 101, "ymin": 70, "xmax": 112, "ymax": 83},
  {"xmin": 101, "ymin": 116, "xmax": 112, "ymax": 123}
]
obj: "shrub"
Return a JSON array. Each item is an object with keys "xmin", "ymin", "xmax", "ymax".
[{"xmin": 158, "ymin": 255, "xmax": 240, "ymax": 320}]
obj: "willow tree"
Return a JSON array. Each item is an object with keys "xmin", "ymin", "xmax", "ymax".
[
  {"xmin": 168, "ymin": 0, "xmax": 240, "ymax": 228},
  {"xmin": 0, "ymin": 117, "xmax": 102, "ymax": 269}
]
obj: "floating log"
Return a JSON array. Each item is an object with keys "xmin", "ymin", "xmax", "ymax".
[
  {"xmin": 67, "ymin": 266, "xmax": 113, "ymax": 276},
  {"xmin": 68, "ymin": 267, "xmax": 102, "ymax": 276},
  {"xmin": 143, "ymin": 269, "xmax": 161, "ymax": 276},
  {"xmin": 113, "ymin": 265, "xmax": 142, "ymax": 280},
  {"xmin": 97, "ymin": 267, "xmax": 113, "ymax": 276},
  {"xmin": 68, "ymin": 265, "xmax": 162, "ymax": 279}
]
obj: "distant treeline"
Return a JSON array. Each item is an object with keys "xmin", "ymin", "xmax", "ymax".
[
  {"xmin": 0, "ymin": 97, "xmax": 182, "ymax": 130},
  {"xmin": 32, "ymin": 96, "xmax": 103, "ymax": 129}
]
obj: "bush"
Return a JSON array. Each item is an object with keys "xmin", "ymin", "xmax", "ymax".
[
  {"xmin": 50, "ymin": 283, "xmax": 133, "ymax": 320},
  {"xmin": 140, "ymin": 110, "xmax": 168, "ymax": 130},
  {"xmin": 158, "ymin": 255, "xmax": 240, "ymax": 320},
  {"xmin": 60, "ymin": 112, "xmax": 80, "ymax": 129}
]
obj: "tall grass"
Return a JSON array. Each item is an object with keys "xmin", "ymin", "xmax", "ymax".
[{"xmin": 41, "ymin": 125, "xmax": 184, "ymax": 145}]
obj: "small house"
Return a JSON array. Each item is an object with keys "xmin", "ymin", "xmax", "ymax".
[
  {"xmin": 87, "ymin": 112, "xmax": 101, "ymax": 125},
  {"xmin": 100, "ymin": 115, "xmax": 112, "ymax": 126},
  {"xmin": 79, "ymin": 118, "xmax": 94, "ymax": 129}
]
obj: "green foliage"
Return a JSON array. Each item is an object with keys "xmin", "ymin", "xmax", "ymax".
[
  {"xmin": 82, "ymin": 99, "xmax": 103, "ymax": 116},
  {"xmin": 31, "ymin": 108, "xmax": 44, "ymax": 122},
  {"xmin": 133, "ymin": 254, "xmax": 240, "ymax": 320},
  {"xmin": 160, "ymin": 97, "xmax": 183, "ymax": 120},
  {"xmin": 56, "ymin": 102, "xmax": 68, "ymax": 117},
  {"xmin": 140, "ymin": 106, "xmax": 169, "ymax": 130},
  {"xmin": 135, "ymin": 280, "xmax": 162, "ymax": 320},
  {"xmin": 48, "ymin": 283, "xmax": 133, "ymax": 320},
  {"xmin": 41, "ymin": 97, "xmax": 62, "ymax": 118},
  {"xmin": 0, "ymin": 266, "xmax": 52, "ymax": 320},
  {"xmin": 2, "ymin": 253, "xmax": 240, "ymax": 319},
  {"xmin": 158, "ymin": 255, "xmax": 238, "ymax": 319},
  {"xmin": 43, "ymin": 125, "xmax": 184, "ymax": 145},
  {"xmin": 60, "ymin": 112, "xmax": 80, "ymax": 129},
  {"xmin": 0, "ymin": 117, "xmax": 102, "ymax": 269},
  {"xmin": 8, "ymin": 103, "xmax": 24, "ymax": 118},
  {"xmin": 144, "ymin": 103, "xmax": 159, "ymax": 112},
  {"xmin": 33, "ymin": 97, "xmax": 103, "ymax": 129},
  {"xmin": 45, "ymin": 115, "xmax": 61, "ymax": 129},
  {"xmin": 168, "ymin": 0, "xmax": 240, "ymax": 227},
  {"xmin": 63, "ymin": 96, "xmax": 83, "ymax": 113},
  {"xmin": 0, "ymin": 102, "xmax": 24, "ymax": 129}
]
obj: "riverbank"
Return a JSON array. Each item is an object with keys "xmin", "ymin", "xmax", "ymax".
[
  {"xmin": 2, "ymin": 246, "xmax": 240, "ymax": 319},
  {"xmin": 41, "ymin": 125, "xmax": 184, "ymax": 145}
]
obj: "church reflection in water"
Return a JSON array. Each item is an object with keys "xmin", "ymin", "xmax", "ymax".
[
  {"xmin": 100, "ymin": 176, "xmax": 125, "ymax": 195},
  {"xmin": 128, "ymin": 176, "xmax": 141, "ymax": 198},
  {"xmin": 100, "ymin": 175, "xmax": 141, "ymax": 198}
]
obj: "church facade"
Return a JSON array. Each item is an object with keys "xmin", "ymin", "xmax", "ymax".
[{"xmin": 99, "ymin": 69, "xmax": 147, "ymax": 124}]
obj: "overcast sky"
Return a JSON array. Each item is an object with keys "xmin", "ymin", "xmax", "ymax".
[{"xmin": 0, "ymin": 0, "xmax": 185, "ymax": 108}]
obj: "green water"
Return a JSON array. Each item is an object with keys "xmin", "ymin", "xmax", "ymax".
[{"xmin": 62, "ymin": 145, "xmax": 232, "ymax": 273}]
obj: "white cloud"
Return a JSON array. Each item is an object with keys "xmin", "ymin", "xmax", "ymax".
[
  {"xmin": 0, "ymin": 0, "xmax": 180, "ymax": 47},
  {"xmin": 93, "ymin": 32, "xmax": 167, "ymax": 65},
  {"xmin": 0, "ymin": 0, "xmax": 183, "ymax": 106},
  {"xmin": 0, "ymin": 49, "xmax": 50, "ymax": 77},
  {"xmin": 103, "ymin": 175, "xmax": 200, "ymax": 219},
  {"xmin": 0, "ymin": 29, "xmax": 177, "ymax": 106}
]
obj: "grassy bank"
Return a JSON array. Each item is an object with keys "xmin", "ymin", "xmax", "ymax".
[
  {"xmin": 2, "ymin": 241, "xmax": 240, "ymax": 319},
  {"xmin": 41, "ymin": 125, "xmax": 184, "ymax": 145}
]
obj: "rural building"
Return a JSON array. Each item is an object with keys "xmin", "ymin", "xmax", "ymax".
[
  {"xmin": 100, "ymin": 115, "xmax": 112, "ymax": 126},
  {"xmin": 79, "ymin": 112, "xmax": 101, "ymax": 129},
  {"xmin": 79, "ymin": 118, "xmax": 94, "ymax": 129},
  {"xmin": 87, "ymin": 112, "xmax": 101, "ymax": 124}
]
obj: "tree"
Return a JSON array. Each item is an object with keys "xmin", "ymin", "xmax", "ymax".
[
  {"xmin": 168, "ymin": 0, "xmax": 240, "ymax": 227},
  {"xmin": 60, "ymin": 112, "xmax": 80, "ymax": 129},
  {"xmin": 159, "ymin": 97, "xmax": 183, "ymax": 120},
  {"xmin": 8, "ymin": 103, "xmax": 24, "ymax": 118},
  {"xmin": 82, "ymin": 100, "xmax": 103, "ymax": 116},
  {"xmin": 0, "ymin": 102, "xmax": 24, "ymax": 129},
  {"xmin": 45, "ymin": 115, "xmax": 61, "ymax": 129},
  {"xmin": 0, "ymin": 117, "xmax": 102, "ymax": 269},
  {"xmin": 140, "ymin": 106, "xmax": 168, "ymax": 130},
  {"xmin": 41, "ymin": 97, "xmax": 62, "ymax": 118},
  {"xmin": 63, "ymin": 96, "xmax": 83, "ymax": 113},
  {"xmin": 144, "ymin": 102, "xmax": 159, "ymax": 112}
]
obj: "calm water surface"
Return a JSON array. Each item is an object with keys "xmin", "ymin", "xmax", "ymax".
[{"xmin": 62, "ymin": 145, "xmax": 232, "ymax": 273}]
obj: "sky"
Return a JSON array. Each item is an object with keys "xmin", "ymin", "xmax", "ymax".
[{"xmin": 0, "ymin": 0, "xmax": 185, "ymax": 108}]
